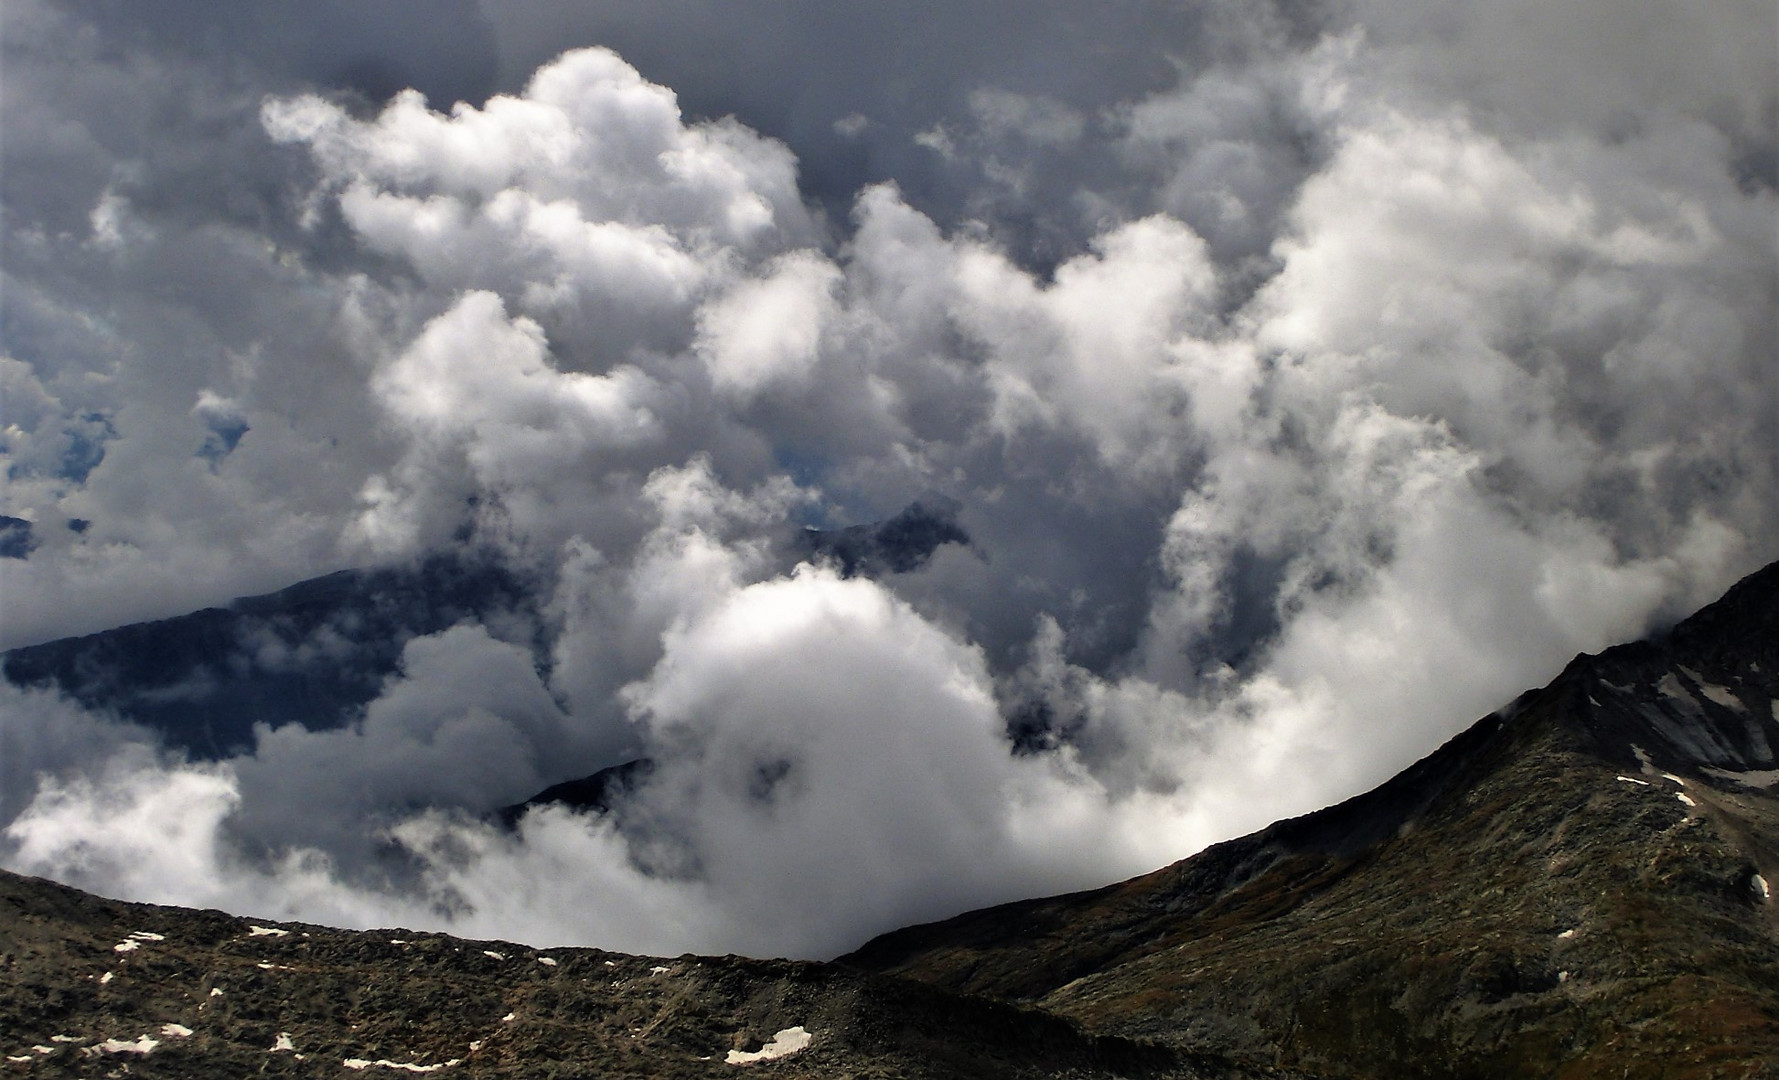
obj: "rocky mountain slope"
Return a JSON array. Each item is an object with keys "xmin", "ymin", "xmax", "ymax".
[{"xmin": 844, "ymin": 563, "xmax": 1779, "ymax": 1078}]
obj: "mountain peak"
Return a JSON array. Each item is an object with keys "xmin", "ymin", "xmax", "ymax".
[{"xmin": 1553, "ymin": 560, "xmax": 1779, "ymax": 774}]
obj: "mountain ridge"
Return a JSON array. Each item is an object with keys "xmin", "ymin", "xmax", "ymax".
[{"xmin": 840, "ymin": 560, "xmax": 1779, "ymax": 1077}]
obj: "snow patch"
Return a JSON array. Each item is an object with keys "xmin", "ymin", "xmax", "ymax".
[
  {"xmin": 501, "ymin": 1013, "xmax": 516, "ymax": 1023},
  {"xmin": 1616, "ymin": 776, "xmax": 1649, "ymax": 786},
  {"xmin": 1661, "ymin": 773, "xmax": 1686, "ymax": 786},
  {"xmin": 99, "ymin": 971, "xmax": 115, "ymax": 984},
  {"xmin": 1754, "ymin": 874, "xmax": 1771, "ymax": 902},
  {"xmin": 343, "ymin": 1058, "xmax": 461, "ymax": 1072},
  {"xmin": 1557, "ymin": 929, "xmax": 1576, "ymax": 939},
  {"xmin": 537, "ymin": 956, "xmax": 558, "ymax": 967},
  {"xmin": 271, "ymin": 1033, "xmax": 296, "ymax": 1052},
  {"xmin": 160, "ymin": 1024, "xmax": 193, "ymax": 1038},
  {"xmin": 50, "ymin": 1037, "xmax": 80, "ymax": 1043},
  {"xmin": 114, "ymin": 939, "xmax": 140, "ymax": 952},
  {"xmin": 726, "ymin": 1027, "xmax": 813, "ymax": 1065},
  {"xmin": 650, "ymin": 966, "xmax": 671, "ymax": 975},
  {"xmin": 248, "ymin": 925, "xmax": 290, "ymax": 937},
  {"xmin": 99, "ymin": 1035, "xmax": 159, "ymax": 1055},
  {"xmin": 482, "ymin": 951, "xmax": 506, "ymax": 961},
  {"xmin": 128, "ymin": 931, "xmax": 165, "ymax": 941},
  {"xmin": 1696, "ymin": 683, "xmax": 1746, "ymax": 712},
  {"xmin": 1676, "ymin": 793, "xmax": 1696, "ymax": 807}
]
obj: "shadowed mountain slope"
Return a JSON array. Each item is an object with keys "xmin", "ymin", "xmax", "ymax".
[
  {"xmin": 1, "ymin": 556, "xmax": 535, "ymax": 759},
  {"xmin": 799, "ymin": 497, "xmax": 970, "ymax": 579},
  {"xmin": 844, "ymin": 562, "xmax": 1779, "ymax": 1078},
  {"xmin": 494, "ymin": 757, "xmax": 657, "ymax": 830}
]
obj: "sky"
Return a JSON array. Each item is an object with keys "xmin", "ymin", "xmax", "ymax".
[{"xmin": 0, "ymin": 0, "xmax": 1774, "ymax": 959}]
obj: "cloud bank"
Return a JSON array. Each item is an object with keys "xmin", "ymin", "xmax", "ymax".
[{"xmin": 1, "ymin": 0, "xmax": 1774, "ymax": 958}]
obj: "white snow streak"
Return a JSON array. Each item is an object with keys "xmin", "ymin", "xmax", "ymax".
[
  {"xmin": 726, "ymin": 1027, "xmax": 813, "ymax": 1065},
  {"xmin": 343, "ymin": 1058, "xmax": 461, "ymax": 1072}
]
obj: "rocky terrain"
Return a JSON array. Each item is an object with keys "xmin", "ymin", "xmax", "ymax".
[
  {"xmin": 3, "ymin": 563, "xmax": 1777, "ymax": 1077},
  {"xmin": 846, "ymin": 563, "xmax": 1779, "ymax": 1078},
  {"xmin": 0, "ymin": 868, "xmax": 1290, "ymax": 1079}
]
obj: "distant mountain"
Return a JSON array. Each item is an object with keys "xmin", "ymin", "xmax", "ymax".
[
  {"xmin": 1, "ymin": 556, "xmax": 535, "ymax": 759},
  {"xmin": 800, "ymin": 497, "xmax": 970, "ymax": 578},
  {"xmin": 493, "ymin": 758, "xmax": 656, "ymax": 830},
  {"xmin": 842, "ymin": 562, "xmax": 1779, "ymax": 1078},
  {"xmin": 0, "ymin": 499, "xmax": 966, "ymax": 763},
  {"xmin": 0, "ymin": 516, "xmax": 35, "ymax": 560}
]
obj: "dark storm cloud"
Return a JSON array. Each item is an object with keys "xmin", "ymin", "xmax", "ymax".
[
  {"xmin": 482, "ymin": 1, "xmax": 1207, "ymax": 202},
  {"xmin": 478, "ymin": 0, "xmax": 1351, "ymax": 270},
  {"xmin": 62, "ymin": 0, "xmax": 500, "ymax": 107}
]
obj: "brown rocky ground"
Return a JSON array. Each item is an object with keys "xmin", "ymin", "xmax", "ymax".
[{"xmin": 0, "ymin": 868, "xmax": 1299, "ymax": 1079}]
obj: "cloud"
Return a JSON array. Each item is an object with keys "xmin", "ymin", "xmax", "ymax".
[
  {"xmin": 351, "ymin": 290, "xmax": 664, "ymax": 555},
  {"xmin": 955, "ymin": 213, "xmax": 1218, "ymax": 470},
  {"xmin": 615, "ymin": 563, "xmax": 1114, "ymax": 956},
  {"xmin": 0, "ymin": 558, "xmax": 1129, "ymax": 958},
  {"xmin": 1, "ymin": 0, "xmax": 1774, "ymax": 960},
  {"xmin": 262, "ymin": 47, "xmax": 821, "ymax": 392},
  {"xmin": 226, "ymin": 623, "xmax": 582, "ymax": 859},
  {"xmin": 695, "ymin": 252, "xmax": 842, "ymax": 401}
]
